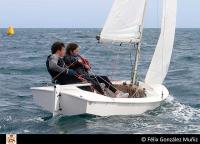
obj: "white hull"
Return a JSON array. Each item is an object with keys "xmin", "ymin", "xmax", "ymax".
[{"xmin": 31, "ymin": 81, "xmax": 169, "ymax": 116}]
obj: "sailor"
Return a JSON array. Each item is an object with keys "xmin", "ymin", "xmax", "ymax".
[
  {"xmin": 46, "ymin": 42, "xmax": 83, "ymax": 85},
  {"xmin": 63, "ymin": 42, "xmax": 129, "ymax": 98}
]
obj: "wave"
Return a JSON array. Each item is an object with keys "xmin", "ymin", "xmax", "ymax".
[{"xmin": 163, "ymin": 95, "xmax": 200, "ymax": 123}]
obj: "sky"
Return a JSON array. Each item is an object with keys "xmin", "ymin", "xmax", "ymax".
[{"xmin": 0, "ymin": 0, "xmax": 199, "ymax": 28}]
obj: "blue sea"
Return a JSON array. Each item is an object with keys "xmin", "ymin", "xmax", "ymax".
[{"xmin": 0, "ymin": 28, "xmax": 199, "ymax": 134}]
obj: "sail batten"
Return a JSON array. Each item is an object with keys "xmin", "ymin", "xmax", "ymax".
[
  {"xmin": 145, "ymin": 0, "xmax": 177, "ymax": 85},
  {"xmin": 100, "ymin": 0, "xmax": 147, "ymax": 43}
]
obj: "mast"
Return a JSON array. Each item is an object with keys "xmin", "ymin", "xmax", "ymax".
[
  {"xmin": 131, "ymin": 40, "xmax": 140, "ymax": 85},
  {"xmin": 131, "ymin": 1, "xmax": 147, "ymax": 85}
]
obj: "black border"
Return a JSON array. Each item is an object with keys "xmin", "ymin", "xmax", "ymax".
[{"xmin": 0, "ymin": 134, "xmax": 199, "ymax": 144}]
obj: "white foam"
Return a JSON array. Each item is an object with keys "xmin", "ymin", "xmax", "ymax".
[
  {"xmin": 6, "ymin": 116, "xmax": 12, "ymax": 121},
  {"xmin": 23, "ymin": 130, "xmax": 30, "ymax": 133},
  {"xmin": 165, "ymin": 95, "xmax": 200, "ymax": 123},
  {"xmin": 23, "ymin": 117, "xmax": 44, "ymax": 122}
]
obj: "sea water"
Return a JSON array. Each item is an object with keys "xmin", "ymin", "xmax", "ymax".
[{"xmin": 0, "ymin": 28, "xmax": 199, "ymax": 134}]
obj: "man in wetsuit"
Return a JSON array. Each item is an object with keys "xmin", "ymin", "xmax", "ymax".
[{"xmin": 46, "ymin": 42, "xmax": 83, "ymax": 85}]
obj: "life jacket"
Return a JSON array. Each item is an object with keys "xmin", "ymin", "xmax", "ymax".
[
  {"xmin": 46, "ymin": 55, "xmax": 82, "ymax": 85},
  {"xmin": 79, "ymin": 55, "xmax": 91, "ymax": 70},
  {"xmin": 63, "ymin": 55, "xmax": 91, "ymax": 75},
  {"xmin": 46, "ymin": 55, "xmax": 66, "ymax": 84}
]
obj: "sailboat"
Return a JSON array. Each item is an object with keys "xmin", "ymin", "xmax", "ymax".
[
  {"xmin": 31, "ymin": 0, "xmax": 177, "ymax": 116},
  {"xmin": 7, "ymin": 26, "xmax": 15, "ymax": 36}
]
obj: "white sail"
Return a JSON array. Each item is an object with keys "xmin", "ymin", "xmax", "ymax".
[
  {"xmin": 100, "ymin": 0, "xmax": 147, "ymax": 43},
  {"xmin": 145, "ymin": 0, "xmax": 177, "ymax": 85}
]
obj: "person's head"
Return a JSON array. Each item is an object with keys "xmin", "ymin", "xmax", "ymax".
[
  {"xmin": 51, "ymin": 42, "xmax": 65, "ymax": 57},
  {"xmin": 66, "ymin": 43, "xmax": 80, "ymax": 56}
]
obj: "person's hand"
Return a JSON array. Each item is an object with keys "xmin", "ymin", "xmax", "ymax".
[
  {"xmin": 84, "ymin": 64, "xmax": 91, "ymax": 70},
  {"xmin": 77, "ymin": 58, "xmax": 83, "ymax": 64}
]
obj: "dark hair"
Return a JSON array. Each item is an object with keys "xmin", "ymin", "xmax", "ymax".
[
  {"xmin": 66, "ymin": 43, "xmax": 79, "ymax": 55},
  {"xmin": 51, "ymin": 42, "xmax": 65, "ymax": 54}
]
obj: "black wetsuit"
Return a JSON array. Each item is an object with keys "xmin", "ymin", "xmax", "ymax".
[
  {"xmin": 63, "ymin": 55, "xmax": 117, "ymax": 94},
  {"xmin": 46, "ymin": 54, "xmax": 81, "ymax": 85}
]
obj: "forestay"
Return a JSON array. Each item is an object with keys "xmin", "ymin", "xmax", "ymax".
[
  {"xmin": 145, "ymin": 0, "xmax": 177, "ymax": 85},
  {"xmin": 100, "ymin": 0, "xmax": 147, "ymax": 43}
]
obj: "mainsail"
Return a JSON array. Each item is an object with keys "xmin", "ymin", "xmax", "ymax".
[
  {"xmin": 145, "ymin": 0, "xmax": 177, "ymax": 85},
  {"xmin": 100, "ymin": 0, "xmax": 147, "ymax": 43}
]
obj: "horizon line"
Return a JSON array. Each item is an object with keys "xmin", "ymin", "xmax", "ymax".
[{"xmin": 0, "ymin": 27, "xmax": 200, "ymax": 29}]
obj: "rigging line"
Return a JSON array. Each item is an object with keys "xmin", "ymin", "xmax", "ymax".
[
  {"xmin": 161, "ymin": 0, "xmax": 167, "ymax": 97},
  {"xmin": 89, "ymin": 41, "xmax": 133, "ymax": 91},
  {"xmin": 111, "ymin": 43, "xmax": 122, "ymax": 80},
  {"xmin": 129, "ymin": 53, "xmax": 133, "ymax": 68},
  {"xmin": 129, "ymin": 41, "xmax": 134, "ymax": 79},
  {"xmin": 129, "ymin": 42, "xmax": 135, "ymax": 67},
  {"xmin": 91, "ymin": 65, "xmax": 143, "ymax": 97},
  {"xmin": 131, "ymin": 86, "xmax": 142, "ymax": 97},
  {"xmin": 162, "ymin": 0, "xmax": 167, "ymax": 80},
  {"xmin": 88, "ymin": 71, "xmax": 102, "ymax": 88},
  {"xmin": 102, "ymin": 43, "xmax": 113, "ymax": 79},
  {"xmin": 89, "ymin": 68, "xmax": 119, "ymax": 91},
  {"xmin": 80, "ymin": 46, "xmax": 94, "ymax": 58},
  {"xmin": 89, "ymin": 69, "xmax": 113, "ymax": 90},
  {"xmin": 104, "ymin": 42, "xmax": 133, "ymax": 81},
  {"xmin": 52, "ymin": 44, "xmax": 116, "ymax": 92},
  {"xmin": 102, "ymin": 42, "xmax": 121, "ymax": 80},
  {"xmin": 51, "ymin": 45, "xmax": 95, "ymax": 82}
]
